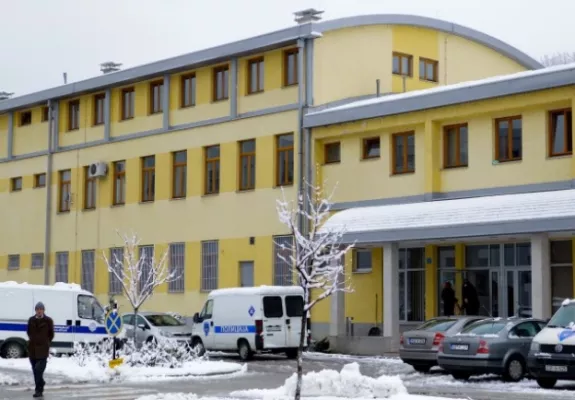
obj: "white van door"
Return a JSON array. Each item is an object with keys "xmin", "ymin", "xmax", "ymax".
[
  {"xmin": 32, "ymin": 290, "xmax": 75, "ymax": 352},
  {"xmin": 75, "ymin": 294, "xmax": 106, "ymax": 341},
  {"xmin": 262, "ymin": 295, "xmax": 286, "ymax": 348},
  {"xmin": 284, "ymin": 294, "xmax": 304, "ymax": 348},
  {"xmin": 197, "ymin": 299, "xmax": 215, "ymax": 349}
]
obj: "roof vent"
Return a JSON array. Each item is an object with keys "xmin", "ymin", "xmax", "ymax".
[
  {"xmin": 0, "ymin": 91, "xmax": 14, "ymax": 101},
  {"xmin": 100, "ymin": 61, "xmax": 122, "ymax": 74},
  {"xmin": 294, "ymin": 8, "xmax": 324, "ymax": 24}
]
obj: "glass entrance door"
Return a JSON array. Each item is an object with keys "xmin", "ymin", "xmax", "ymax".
[{"xmin": 504, "ymin": 269, "xmax": 532, "ymax": 317}]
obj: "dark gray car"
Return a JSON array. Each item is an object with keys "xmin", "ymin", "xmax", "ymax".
[
  {"xmin": 437, "ymin": 317, "xmax": 547, "ymax": 382},
  {"xmin": 399, "ymin": 316, "xmax": 485, "ymax": 372}
]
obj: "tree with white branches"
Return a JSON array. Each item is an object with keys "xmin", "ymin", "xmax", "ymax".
[
  {"xmin": 276, "ymin": 180, "xmax": 354, "ymax": 400},
  {"xmin": 102, "ymin": 230, "xmax": 180, "ymax": 343},
  {"xmin": 541, "ymin": 52, "xmax": 575, "ymax": 66}
]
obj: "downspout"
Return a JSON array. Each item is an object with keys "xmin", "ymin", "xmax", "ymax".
[
  {"xmin": 43, "ymin": 100, "xmax": 55, "ymax": 285},
  {"xmin": 296, "ymin": 37, "xmax": 306, "ymax": 237}
]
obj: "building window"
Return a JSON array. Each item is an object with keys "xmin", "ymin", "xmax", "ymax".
[
  {"xmin": 141, "ymin": 156, "xmax": 156, "ymax": 202},
  {"xmin": 276, "ymin": 133, "xmax": 294, "ymax": 186},
  {"xmin": 172, "ymin": 151, "xmax": 187, "ymax": 199},
  {"xmin": 437, "ymin": 246, "xmax": 457, "ymax": 316},
  {"xmin": 551, "ymin": 240, "xmax": 574, "ymax": 313},
  {"xmin": 56, "ymin": 252, "xmax": 69, "ymax": 283},
  {"xmin": 10, "ymin": 177, "xmax": 22, "ymax": 192},
  {"xmin": 149, "ymin": 80, "xmax": 164, "ymax": 114},
  {"xmin": 34, "ymin": 173, "xmax": 46, "ymax": 188},
  {"xmin": 201, "ymin": 240, "xmax": 219, "ymax": 291},
  {"xmin": 283, "ymin": 48, "xmax": 299, "ymax": 86},
  {"xmin": 419, "ymin": 58, "xmax": 438, "ymax": 82},
  {"xmin": 59, "ymin": 170, "xmax": 72, "ymax": 212},
  {"xmin": 121, "ymin": 88, "xmax": 135, "ymax": 120},
  {"xmin": 81, "ymin": 250, "xmax": 95, "ymax": 294},
  {"xmin": 239, "ymin": 261, "xmax": 254, "ymax": 287},
  {"xmin": 213, "ymin": 65, "xmax": 229, "ymax": 101},
  {"xmin": 113, "ymin": 161, "xmax": 126, "ymax": 205},
  {"xmin": 68, "ymin": 100, "xmax": 80, "ymax": 130},
  {"xmin": 495, "ymin": 116, "xmax": 522, "ymax": 162},
  {"xmin": 503, "ymin": 243, "xmax": 531, "ymax": 267},
  {"xmin": 84, "ymin": 166, "xmax": 96, "ymax": 210},
  {"xmin": 93, "ymin": 93, "xmax": 105, "ymax": 125},
  {"xmin": 392, "ymin": 131, "xmax": 415, "ymax": 174},
  {"xmin": 274, "ymin": 236, "xmax": 293, "ymax": 286},
  {"xmin": 20, "ymin": 111, "xmax": 32, "ymax": 126},
  {"xmin": 168, "ymin": 243, "xmax": 185, "ymax": 293},
  {"xmin": 181, "ymin": 74, "xmax": 196, "ymax": 108},
  {"xmin": 204, "ymin": 145, "xmax": 220, "ymax": 195},
  {"xmin": 138, "ymin": 246, "xmax": 154, "ymax": 294},
  {"xmin": 248, "ymin": 57, "xmax": 265, "ymax": 94},
  {"xmin": 549, "ymin": 109, "xmax": 573, "ymax": 157},
  {"xmin": 41, "ymin": 107, "xmax": 49, "ymax": 122},
  {"xmin": 444, "ymin": 123, "xmax": 468, "ymax": 168},
  {"xmin": 31, "ymin": 253, "xmax": 44, "ymax": 269},
  {"xmin": 109, "ymin": 247, "xmax": 124, "ymax": 295},
  {"xmin": 354, "ymin": 249, "xmax": 372, "ymax": 271},
  {"xmin": 8, "ymin": 255, "xmax": 20, "ymax": 271},
  {"xmin": 399, "ymin": 247, "xmax": 426, "ymax": 322},
  {"xmin": 239, "ymin": 139, "xmax": 256, "ymax": 191},
  {"xmin": 324, "ymin": 142, "xmax": 341, "ymax": 164},
  {"xmin": 362, "ymin": 137, "xmax": 380, "ymax": 159},
  {"xmin": 392, "ymin": 52, "xmax": 413, "ymax": 77}
]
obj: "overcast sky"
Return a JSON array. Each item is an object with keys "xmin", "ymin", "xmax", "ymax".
[{"xmin": 2, "ymin": 0, "xmax": 572, "ymax": 96}]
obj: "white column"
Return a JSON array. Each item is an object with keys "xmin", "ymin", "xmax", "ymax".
[
  {"xmin": 383, "ymin": 242, "xmax": 400, "ymax": 350},
  {"xmin": 330, "ymin": 258, "xmax": 346, "ymax": 336},
  {"xmin": 531, "ymin": 234, "xmax": 551, "ymax": 319}
]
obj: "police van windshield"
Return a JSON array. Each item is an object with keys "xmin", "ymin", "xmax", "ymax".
[
  {"xmin": 78, "ymin": 295, "xmax": 105, "ymax": 322},
  {"xmin": 548, "ymin": 302, "xmax": 575, "ymax": 328}
]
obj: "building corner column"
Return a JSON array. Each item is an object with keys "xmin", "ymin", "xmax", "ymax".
[
  {"xmin": 230, "ymin": 58, "xmax": 238, "ymax": 119},
  {"xmin": 424, "ymin": 245, "xmax": 438, "ymax": 319},
  {"xmin": 383, "ymin": 242, "xmax": 400, "ymax": 351},
  {"xmin": 104, "ymin": 89, "xmax": 111, "ymax": 141},
  {"xmin": 163, "ymin": 74, "xmax": 170, "ymax": 130},
  {"xmin": 531, "ymin": 234, "xmax": 551, "ymax": 319},
  {"xmin": 454, "ymin": 243, "xmax": 465, "ymax": 306},
  {"xmin": 423, "ymin": 119, "xmax": 440, "ymax": 201},
  {"xmin": 7, "ymin": 111, "xmax": 14, "ymax": 159},
  {"xmin": 329, "ymin": 258, "xmax": 346, "ymax": 337}
]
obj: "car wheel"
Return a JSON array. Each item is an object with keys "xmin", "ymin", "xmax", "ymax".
[
  {"xmin": 451, "ymin": 372, "xmax": 470, "ymax": 381},
  {"xmin": 503, "ymin": 356, "xmax": 525, "ymax": 382},
  {"xmin": 413, "ymin": 365, "xmax": 431, "ymax": 373},
  {"xmin": 237, "ymin": 340, "xmax": 253, "ymax": 361},
  {"xmin": 1, "ymin": 342, "xmax": 25, "ymax": 359},
  {"xmin": 536, "ymin": 378, "xmax": 557, "ymax": 389},
  {"xmin": 191, "ymin": 338, "xmax": 205, "ymax": 357}
]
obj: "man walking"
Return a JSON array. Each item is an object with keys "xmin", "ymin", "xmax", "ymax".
[
  {"xmin": 27, "ymin": 302, "xmax": 54, "ymax": 398},
  {"xmin": 441, "ymin": 281, "xmax": 457, "ymax": 316}
]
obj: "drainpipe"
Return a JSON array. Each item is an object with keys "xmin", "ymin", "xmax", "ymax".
[
  {"xmin": 43, "ymin": 100, "xmax": 55, "ymax": 285},
  {"xmin": 296, "ymin": 37, "xmax": 306, "ymax": 237}
]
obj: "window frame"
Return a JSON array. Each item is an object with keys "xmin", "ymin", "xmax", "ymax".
[
  {"xmin": 204, "ymin": 145, "xmax": 221, "ymax": 195},
  {"xmin": 93, "ymin": 93, "xmax": 106, "ymax": 126},
  {"xmin": 120, "ymin": 87, "xmax": 135, "ymax": 120},
  {"xmin": 392, "ymin": 52, "xmax": 413, "ymax": 77},
  {"xmin": 20, "ymin": 110, "xmax": 32, "ymax": 126},
  {"xmin": 548, "ymin": 108, "xmax": 573, "ymax": 157},
  {"xmin": 275, "ymin": 133, "xmax": 294, "ymax": 187},
  {"xmin": 59, "ymin": 169, "xmax": 72, "ymax": 212},
  {"xmin": 443, "ymin": 123, "xmax": 469, "ymax": 168},
  {"xmin": 283, "ymin": 48, "xmax": 299, "ymax": 87},
  {"xmin": 141, "ymin": 155, "xmax": 156, "ymax": 202},
  {"xmin": 68, "ymin": 100, "xmax": 80, "ymax": 131},
  {"xmin": 172, "ymin": 150, "xmax": 187, "ymax": 199},
  {"xmin": 247, "ymin": 57, "xmax": 265, "ymax": 94},
  {"xmin": 354, "ymin": 249, "xmax": 372, "ymax": 272},
  {"xmin": 494, "ymin": 115, "xmax": 522, "ymax": 162},
  {"xmin": 419, "ymin": 57, "xmax": 438, "ymax": 82},
  {"xmin": 149, "ymin": 80, "xmax": 164, "ymax": 115},
  {"xmin": 213, "ymin": 65, "xmax": 229, "ymax": 102},
  {"xmin": 391, "ymin": 131, "xmax": 415, "ymax": 174},
  {"xmin": 238, "ymin": 139, "xmax": 256, "ymax": 191},
  {"xmin": 113, "ymin": 160, "xmax": 126, "ymax": 206},
  {"xmin": 324, "ymin": 142, "xmax": 341, "ymax": 164},
  {"xmin": 8, "ymin": 255, "xmax": 20, "ymax": 271},
  {"xmin": 83, "ymin": 166, "xmax": 97, "ymax": 210},
  {"xmin": 362, "ymin": 137, "xmax": 381, "ymax": 160},
  {"xmin": 41, "ymin": 107, "xmax": 49, "ymax": 122},
  {"xmin": 10, "ymin": 177, "xmax": 22, "ymax": 192},
  {"xmin": 180, "ymin": 73, "xmax": 196, "ymax": 108},
  {"xmin": 34, "ymin": 173, "xmax": 46, "ymax": 188}
]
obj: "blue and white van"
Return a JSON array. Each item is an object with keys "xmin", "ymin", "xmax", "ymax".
[{"xmin": 0, "ymin": 281, "xmax": 107, "ymax": 358}]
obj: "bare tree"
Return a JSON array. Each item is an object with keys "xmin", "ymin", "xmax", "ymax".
[
  {"xmin": 541, "ymin": 52, "xmax": 575, "ymax": 67},
  {"xmin": 276, "ymin": 181, "xmax": 354, "ymax": 400}
]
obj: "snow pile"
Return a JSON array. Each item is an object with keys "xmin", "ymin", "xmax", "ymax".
[
  {"xmin": 0, "ymin": 372, "xmax": 18, "ymax": 386},
  {"xmin": 136, "ymin": 394, "xmax": 458, "ymax": 400}
]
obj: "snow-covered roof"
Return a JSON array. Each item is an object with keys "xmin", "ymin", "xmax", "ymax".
[
  {"xmin": 209, "ymin": 286, "xmax": 304, "ymax": 297},
  {"xmin": 0, "ymin": 281, "xmax": 89, "ymax": 293},
  {"xmin": 304, "ymin": 62, "xmax": 575, "ymax": 128},
  {"xmin": 321, "ymin": 189, "xmax": 575, "ymax": 244}
]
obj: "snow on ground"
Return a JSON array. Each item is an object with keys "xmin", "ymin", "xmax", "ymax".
[
  {"xmin": 0, "ymin": 372, "xmax": 18, "ymax": 386},
  {"xmin": 137, "ymin": 396, "xmax": 458, "ymax": 400}
]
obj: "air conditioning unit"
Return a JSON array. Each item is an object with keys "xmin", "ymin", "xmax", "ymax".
[{"xmin": 88, "ymin": 162, "xmax": 108, "ymax": 178}]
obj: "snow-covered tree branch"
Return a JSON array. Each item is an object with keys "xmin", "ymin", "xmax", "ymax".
[{"xmin": 541, "ymin": 52, "xmax": 575, "ymax": 66}]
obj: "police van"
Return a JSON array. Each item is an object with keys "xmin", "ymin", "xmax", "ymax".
[
  {"xmin": 528, "ymin": 298, "xmax": 575, "ymax": 388},
  {"xmin": 0, "ymin": 281, "xmax": 107, "ymax": 358},
  {"xmin": 191, "ymin": 286, "xmax": 307, "ymax": 360}
]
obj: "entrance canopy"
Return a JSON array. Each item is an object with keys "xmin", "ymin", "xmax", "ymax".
[{"xmin": 321, "ymin": 189, "xmax": 575, "ymax": 244}]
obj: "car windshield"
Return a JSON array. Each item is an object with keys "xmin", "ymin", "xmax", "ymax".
[
  {"xmin": 417, "ymin": 319, "xmax": 457, "ymax": 332},
  {"xmin": 548, "ymin": 303, "xmax": 575, "ymax": 328},
  {"xmin": 145, "ymin": 314, "xmax": 184, "ymax": 327},
  {"xmin": 460, "ymin": 320, "xmax": 507, "ymax": 335},
  {"xmin": 77, "ymin": 295, "xmax": 105, "ymax": 322}
]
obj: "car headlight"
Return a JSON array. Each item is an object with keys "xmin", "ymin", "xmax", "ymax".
[{"xmin": 530, "ymin": 341, "xmax": 540, "ymax": 352}]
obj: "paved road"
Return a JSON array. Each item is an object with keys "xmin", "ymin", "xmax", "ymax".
[{"xmin": 2, "ymin": 353, "xmax": 575, "ymax": 399}]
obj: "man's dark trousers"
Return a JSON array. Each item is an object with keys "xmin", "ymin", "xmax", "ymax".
[{"xmin": 30, "ymin": 358, "xmax": 47, "ymax": 394}]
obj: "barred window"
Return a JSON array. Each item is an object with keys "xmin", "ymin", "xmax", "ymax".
[
  {"xmin": 139, "ymin": 245, "xmax": 154, "ymax": 294},
  {"xmin": 55, "ymin": 252, "xmax": 69, "ymax": 283},
  {"xmin": 201, "ymin": 241, "xmax": 218, "ymax": 291},
  {"xmin": 169, "ymin": 243, "xmax": 185, "ymax": 293},
  {"xmin": 8, "ymin": 255, "xmax": 20, "ymax": 271},
  {"xmin": 81, "ymin": 250, "xmax": 95, "ymax": 293},
  {"xmin": 109, "ymin": 248, "xmax": 124, "ymax": 295},
  {"xmin": 31, "ymin": 253, "xmax": 44, "ymax": 269},
  {"xmin": 273, "ymin": 236, "xmax": 293, "ymax": 286}
]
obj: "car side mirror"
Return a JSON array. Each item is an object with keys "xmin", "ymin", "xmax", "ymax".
[
  {"xmin": 193, "ymin": 313, "xmax": 201, "ymax": 323},
  {"xmin": 137, "ymin": 323, "xmax": 148, "ymax": 330}
]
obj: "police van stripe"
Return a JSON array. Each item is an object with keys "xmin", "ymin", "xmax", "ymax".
[
  {"xmin": 0, "ymin": 322, "xmax": 107, "ymax": 335},
  {"xmin": 214, "ymin": 325, "xmax": 256, "ymax": 334}
]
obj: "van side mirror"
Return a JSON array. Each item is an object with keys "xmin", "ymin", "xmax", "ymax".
[{"xmin": 193, "ymin": 313, "xmax": 201, "ymax": 323}]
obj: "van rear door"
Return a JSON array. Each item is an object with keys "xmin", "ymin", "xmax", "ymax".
[
  {"xmin": 285, "ymin": 295, "xmax": 304, "ymax": 348},
  {"xmin": 262, "ymin": 295, "xmax": 286, "ymax": 349}
]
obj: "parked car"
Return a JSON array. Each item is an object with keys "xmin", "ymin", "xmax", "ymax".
[
  {"xmin": 399, "ymin": 316, "xmax": 486, "ymax": 372},
  {"xmin": 438, "ymin": 317, "xmax": 547, "ymax": 381},
  {"xmin": 120, "ymin": 312, "xmax": 193, "ymax": 346}
]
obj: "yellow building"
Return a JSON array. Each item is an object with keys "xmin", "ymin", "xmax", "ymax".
[{"xmin": 0, "ymin": 10, "xmax": 542, "ymax": 342}]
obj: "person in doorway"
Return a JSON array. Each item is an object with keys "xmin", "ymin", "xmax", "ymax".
[
  {"xmin": 441, "ymin": 281, "xmax": 457, "ymax": 316},
  {"xmin": 26, "ymin": 302, "xmax": 54, "ymax": 398},
  {"xmin": 462, "ymin": 279, "xmax": 480, "ymax": 315}
]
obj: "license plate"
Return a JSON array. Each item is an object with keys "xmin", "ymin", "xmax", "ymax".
[
  {"xmin": 545, "ymin": 365, "xmax": 568, "ymax": 373},
  {"xmin": 408, "ymin": 338, "xmax": 426, "ymax": 345},
  {"xmin": 450, "ymin": 344, "xmax": 469, "ymax": 351}
]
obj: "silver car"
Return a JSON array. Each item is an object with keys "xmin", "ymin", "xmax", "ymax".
[
  {"xmin": 399, "ymin": 316, "xmax": 485, "ymax": 372},
  {"xmin": 121, "ymin": 312, "xmax": 193, "ymax": 345},
  {"xmin": 438, "ymin": 317, "xmax": 547, "ymax": 381}
]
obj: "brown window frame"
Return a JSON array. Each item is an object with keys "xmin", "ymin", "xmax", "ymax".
[
  {"xmin": 10, "ymin": 177, "xmax": 22, "ymax": 192},
  {"xmin": 172, "ymin": 150, "xmax": 187, "ymax": 199},
  {"xmin": 59, "ymin": 170, "xmax": 72, "ymax": 213},
  {"xmin": 19, "ymin": 111, "xmax": 32, "ymax": 126},
  {"xmin": 213, "ymin": 65, "xmax": 229, "ymax": 102},
  {"xmin": 548, "ymin": 109, "xmax": 573, "ymax": 157},
  {"xmin": 324, "ymin": 142, "xmax": 341, "ymax": 164},
  {"xmin": 204, "ymin": 145, "xmax": 221, "ymax": 195},
  {"xmin": 93, "ymin": 93, "xmax": 105, "ymax": 126},
  {"xmin": 34, "ymin": 173, "xmax": 46, "ymax": 188},
  {"xmin": 141, "ymin": 155, "xmax": 156, "ymax": 202},
  {"xmin": 120, "ymin": 87, "xmax": 135, "ymax": 120},
  {"xmin": 392, "ymin": 52, "xmax": 413, "ymax": 77},
  {"xmin": 276, "ymin": 133, "xmax": 294, "ymax": 186},
  {"xmin": 181, "ymin": 73, "xmax": 196, "ymax": 108},
  {"xmin": 83, "ymin": 166, "xmax": 96, "ymax": 210},
  {"xmin": 391, "ymin": 131, "xmax": 415, "ymax": 175},
  {"xmin": 238, "ymin": 139, "xmax": 256, "ymax": 191},
  {"xmin": 283, "ymin": 48, "xmax": 299, "ymax": 87},
  {"xmin": 41, "ymin": 107, "xmax": 49, "ymax": 122},
  {"xmin": 247, "ymin": 57, "xmax": 265, "ymax": 94},
  {"xmin": 443, "ymin": 123, "xmax": 469, "ymax": 168},
  {"xmin": 149, "ymin": 80, "xmax": 164, "ymax": 114},
  {"xmin": 112, "ymin": 161, "xmax": 126, "ymax": 206},
  {"xmin": 419, "ymin": 57, "xmax": 438, "ymax": 82},
  {"xmin": 362, "ymin": 137, "xmax": 381, "ymax": 160},
  {"xmin": 494, "ymin": 116, "xmax": 522, "ymax": 162},
  {"xmin": 68, "ymin": 100, "xmax": 80, "ymax": 131}
]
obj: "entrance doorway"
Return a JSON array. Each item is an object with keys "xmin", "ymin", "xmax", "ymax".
[{"xmin": 504, "ymin": 269, "xmax": 532, "ymax": 317}]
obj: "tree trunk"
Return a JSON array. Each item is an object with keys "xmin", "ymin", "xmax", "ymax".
[
  {"xmin": 133, "ymin": 307, "xmax": 139, "ymax": 347},
  {"xmin": 294, "ymin": 311, "xmax": 308, "ymax": 400}
]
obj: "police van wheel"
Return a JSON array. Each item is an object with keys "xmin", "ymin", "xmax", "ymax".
[
  {"xmin": 192, "ymin": 338, "xmax": 205, "ymax": 357},
  {"xmin": 238, "ymin": 340, "xmax": 253, "ymax": 361},
  {"xmin": 2, "ymin": 342, "xmax": 25, "ymax": 359}
]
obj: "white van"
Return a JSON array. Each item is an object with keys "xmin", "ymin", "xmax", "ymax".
[
  {"xmin": 190, "ymin": 286, "xmax": 307, "ymax": 360},
  {"xmin": 528, "ymin": 298, "xmax": 575, "ymax": 388},
  {"xmin": 0, "ymin": 281, "xmax": 107, "ymax": 358}
]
